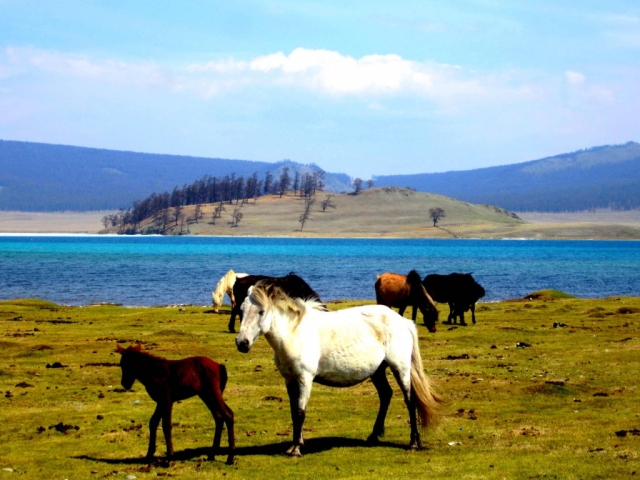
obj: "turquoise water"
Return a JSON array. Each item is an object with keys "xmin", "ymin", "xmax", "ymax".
[{"xmin": 1, "ymin": 235, "xmax": 639, "ymax": 305}]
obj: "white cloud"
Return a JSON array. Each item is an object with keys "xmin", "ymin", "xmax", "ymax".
[
  {"xmin": 0, "ymin": 46, "xmax": 624, "ymax": 120},
  {"xmin": 564, "ymin": 70, "xmax": 614, "ymax": 105},
  {"xmin": 565, "ymin": 70, "xmax": 585, "ymax": 86}
]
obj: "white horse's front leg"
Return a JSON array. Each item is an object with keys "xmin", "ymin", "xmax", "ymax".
[{"xmin": 285, "ymin": 375, "xmax": 313, "ymax": 457}]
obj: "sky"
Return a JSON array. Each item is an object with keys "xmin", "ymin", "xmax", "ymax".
[{"xmin": 1, "ymin": 1, "xmax": 639, "ymax": 178}]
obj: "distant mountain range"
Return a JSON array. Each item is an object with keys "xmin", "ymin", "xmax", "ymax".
[
  {"xmin": 0, "ymin": 140, "xmax": 352, "ymax": 211},
  {"xmin": 374, "ymin": 142, "xmax": 640, "ymax": 212},
  {"xmin": 1, "ymin": 139, "xmax": 639, "ymax": 212}
]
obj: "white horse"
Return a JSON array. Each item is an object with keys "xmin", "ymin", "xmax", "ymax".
[
  {"xmin": 235, "ymin": 281, "xmax": 444, "ymax": 456},
  {"xmin": 212, "ymin": 270, "xmax": 248, "ymax": 313}
]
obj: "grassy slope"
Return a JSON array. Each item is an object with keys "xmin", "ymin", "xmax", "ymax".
[
  {"xmin": 130, "ymin": 187, "xmax": 524, "ymax": 238},
  {"xmin": 1, "ymin": 296, "xmax": 638, "ymax": 479}
]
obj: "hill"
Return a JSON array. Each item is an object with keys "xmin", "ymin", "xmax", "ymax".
[
  {"xmin": 0, "ymin": 140, "xmax": 352, "ymax": 211},
  {"xmin": 105, "ymin": 187, "xmax": 524, "ymax": 237},
  {"xmin": 374, "ymin": 142, "xmax": 640, "ymax": 212}
]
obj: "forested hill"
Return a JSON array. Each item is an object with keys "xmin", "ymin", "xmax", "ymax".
[
  {"xmin": 374, "ymin": 142, "xmax": 640, "ymax": 212},
  {"xmin": 0, "ymin": 140, "xmax": 352, "ymax": 211}
]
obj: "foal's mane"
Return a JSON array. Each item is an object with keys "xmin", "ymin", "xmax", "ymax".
[{"xmin": 122, "ymin": 345, "xmax": 167, "ymax": 363}]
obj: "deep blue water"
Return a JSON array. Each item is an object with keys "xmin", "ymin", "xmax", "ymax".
[{"xmin": 1, "ymin": 235, "xmax": 639, "ymax": 306}]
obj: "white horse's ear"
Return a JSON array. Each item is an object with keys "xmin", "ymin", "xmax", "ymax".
[{"xmin": 247, "ymin": 286, "xmax": 254, "ymax": 295}]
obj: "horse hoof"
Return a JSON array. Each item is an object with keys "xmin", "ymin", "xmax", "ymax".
[
  {"xmin": 225, "ymin": 457, "xmax": 235, "ymax": 465},
  {"xmin": 285, "ymin": 446, "xmax": 302, "ymax": 457},
  {"xmin": 366, "ymin": 434, "xmax": 381, "ymax": 444}
]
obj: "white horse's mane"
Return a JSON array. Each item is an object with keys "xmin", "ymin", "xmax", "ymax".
[
  {"xmin": 213, "ymin": 270, "xmax": 238, "ymax": 306},
  {"xmin": 251, "ymin": 283, "xmax": 324, "ymax": 326}
]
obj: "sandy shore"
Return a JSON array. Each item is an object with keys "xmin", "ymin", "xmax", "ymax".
[
  {"xmin": 0, "ymin": 211, "xmax": 110, "ymax": 234},
  {"xmin": 517, "ymin": 209, "xmax": 640, "ymax": 227}
]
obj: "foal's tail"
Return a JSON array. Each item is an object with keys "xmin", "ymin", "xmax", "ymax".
[
  {"xmin": 410, "ymin": 328, "xmax": 445, "ymax": 429},
  {"xmin": 219, "ymin": 364, "xmax": 228, "ymax": 394}
]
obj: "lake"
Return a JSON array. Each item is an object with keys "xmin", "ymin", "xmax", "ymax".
[{"xmin": 1, "ymin": 235, "xmax": 639, "ymax": 306}]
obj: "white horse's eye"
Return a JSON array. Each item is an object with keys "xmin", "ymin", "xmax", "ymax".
[{"xmin": 259, "ymin": 310, "xmax": 265, "ymax": 315}]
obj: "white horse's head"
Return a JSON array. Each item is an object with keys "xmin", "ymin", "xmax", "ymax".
[
  {"xmin": 235, "ymin": 285, "xmax": 272, "ymax": 353},
  {"xmin": 212, "ymin": 270, "xmax": 236, "ymax": 313},
  {"xmin": 212, "ymin": 290, "xmax": 223, "ymax": 313}
]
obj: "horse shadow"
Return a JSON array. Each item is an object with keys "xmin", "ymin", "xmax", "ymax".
[{"xmin": 74, "ymin": 436, "xmax": 407, "ymax": 465}]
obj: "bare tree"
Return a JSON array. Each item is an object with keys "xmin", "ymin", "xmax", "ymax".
[
  {"xmin": 155, "ymin": 208, "xmax": 170, "ymax": 232},
  {"xmin": 211, "ymin": 201, "xmax": 226, "ymax": 225},
  {"xmin": 429, "ymin": 207, "xmax": 446, "ymax": 227},
  {"xmin": 232, "ymin": 207, "xmax": 244, "ymax": 227},
  {"xmin": 172, "ymin": 205, "xmax": 182, "ymax": 226},
  {"xmin": 193, "ymin": 204, "xmax": 203, "ymax": 223},
  {"xmin": 353, "ymin": 178, "xmax": 363, "ymax": 195},
  {"xmin": 278, "ymin": 166, "xmax": 291, "ymax": 198},
  {"xmin": 299, "ymin": 197, "xmax": 315, "ymax": 231},
  {"xmin": 366, "ymin": 179, "xmax": 375, "ymax": 189},
  {"xmin": 320, "ymin": 194, "xmax": 336, "ymax": 212}
]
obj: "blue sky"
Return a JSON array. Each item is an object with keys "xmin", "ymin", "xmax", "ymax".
[{"xmin": 1, "ymin": 1, "xmax": 639, "ymax": 177}]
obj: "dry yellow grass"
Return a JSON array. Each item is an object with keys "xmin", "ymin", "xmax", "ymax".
[{"xmin": 128, "ymin": 187, "xmax": 524, "ymax": 238}]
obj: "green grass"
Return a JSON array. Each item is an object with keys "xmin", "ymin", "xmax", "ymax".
[{"xmin": 0, "ymin": 297, "xmax": 639, "ymax": 478}]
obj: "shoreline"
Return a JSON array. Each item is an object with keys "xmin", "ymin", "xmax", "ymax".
[
  {"xmin": 2, "ymin": 208, "xmax": 640, "ymax": 240},
  {"xmin": 2, "ymin": 232, "xmax": 640, "ymax": 242}
]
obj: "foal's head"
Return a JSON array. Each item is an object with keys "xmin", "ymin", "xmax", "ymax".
[{"xmin": 117, "ymin": 343, "xmax": 143, "ymax": 390}]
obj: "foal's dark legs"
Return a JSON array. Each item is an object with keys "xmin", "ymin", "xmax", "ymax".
[
  {"xmin": 147, "ymin": 406, "xmax": 162, "ymax": 459},
  {"xmin": 367, "ymin": 364, "xmax": 393, "ymax": 443},
  {"xmin": 147, "ymin": 403, "xmax": 173, "ymax": 459},
  {"xmin": 162, "ymin": 404, "xmax": 174, "ymax": 457},
  {"xmin": 202, "ymin": 394, "xmax": 235, "ymax": 465}
]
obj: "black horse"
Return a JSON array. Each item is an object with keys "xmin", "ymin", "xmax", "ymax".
[
  {"xmin": 422, "ymin": 273, "xmax": 485, "ymax": 325},
  {"xmin": 227, "ymin": 272, "xmax": 323, "ymax": 332}
]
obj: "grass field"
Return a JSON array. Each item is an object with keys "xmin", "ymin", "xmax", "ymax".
[{"xmin": 1, "ymin": 295, "xmax": 639, "ymax": 479}]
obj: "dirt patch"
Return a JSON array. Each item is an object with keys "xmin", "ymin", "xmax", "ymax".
[
  {"xmin": 523, "ymin": 383, "xmax": 570, "ymax": 395},
  {"xmin": 617, "ymin": 307, "xmax": 640, "ymax": 314},
  {"xmin": 512, "ymin": 426, "xmax": 543, "ymax": 437}
]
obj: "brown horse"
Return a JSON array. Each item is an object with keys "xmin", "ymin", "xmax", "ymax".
[
  {"xmin": 117, "ymin": 344, "xmax": 235, "ymax": 464},
  {"xmin": 375, "ymin": 270, "xmax": 439, "ymax": 332}
]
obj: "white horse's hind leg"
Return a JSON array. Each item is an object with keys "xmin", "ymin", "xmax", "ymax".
[
  {"xmin": 367, "ymin": 363, "xmax": 393, "ymax": 443},
  {"xmin": 284, "ymin": 375, "xmax": 313, "ymax": 457},
  {"xmin": 390, "ymin": 366, "xmax": 422, "ymax": 450}
]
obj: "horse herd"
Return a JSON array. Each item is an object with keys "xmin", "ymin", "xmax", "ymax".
[
  {"xmin": 117, "ymin": 269, "xmax": 485, "ymax": 465},
  {"xmin": 213, "ymin": 269, "xmax": 486, "ymax": 332}
]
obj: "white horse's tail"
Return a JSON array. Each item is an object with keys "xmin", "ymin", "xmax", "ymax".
[{"xmin": 410, "ymin": 328, "xmax": 445, "ymax": 429}]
